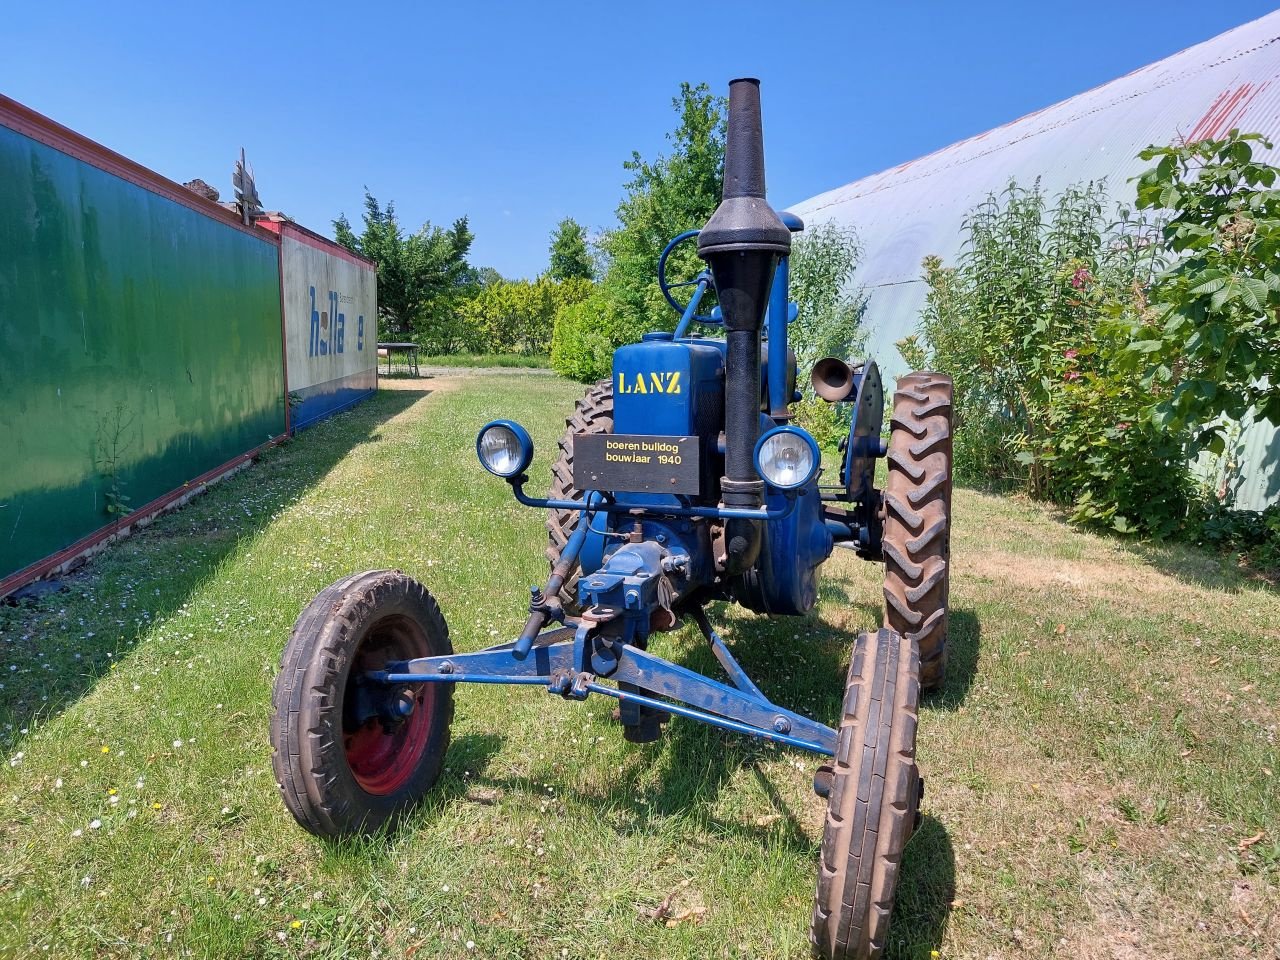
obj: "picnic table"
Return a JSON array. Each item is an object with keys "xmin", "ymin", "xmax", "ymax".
[{"xmin": 377, "ymin": 342, "xmax": 420, "ymax": 377}]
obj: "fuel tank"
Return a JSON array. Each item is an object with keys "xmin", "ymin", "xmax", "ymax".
[{"xmin": 611, "ymin": 334, "xmax": 726, "ymax": 500}]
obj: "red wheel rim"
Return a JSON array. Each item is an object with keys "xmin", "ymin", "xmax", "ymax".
[{"xmin": 343, "ymin": 615, "xmax": 437, "ymax": 796}]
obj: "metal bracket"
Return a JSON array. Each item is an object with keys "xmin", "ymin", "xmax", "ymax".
[{"xmin": 370, "ymin": 621, "xmax": 837, "ymax": 756}]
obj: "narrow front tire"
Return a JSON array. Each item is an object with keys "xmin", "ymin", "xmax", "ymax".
[
  {"xmin": 270, "ymin": 570, "xmax": 454, "ymax": 837},
  {"xmin": 811, "ymin": 628, "xmax": 922, "ymax": 959}
]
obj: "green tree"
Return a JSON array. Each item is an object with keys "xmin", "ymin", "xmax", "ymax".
[
  {"xmin": 547, "ymin": 218, "xmax": 595, "ymax": 282},
  {"xmin": 1120, "ymin": 131, "xmax": 1280, "ymax": 451},
  {"xmin": 551, "ymin": 82, "xmax": 725, "ymax": 381},
  {"xmin": 470, "ymin": 265, "xmax": 505, "ymax": 289},
  {"xmin": 333, "ymin": 191, "xmax": 474, "ymax": 344},
  {"xmin": 601, "ymin": 82, "xmax": 726, "ymax": 333}
]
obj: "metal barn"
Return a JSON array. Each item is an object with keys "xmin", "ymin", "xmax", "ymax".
[{"xmin": 789, "ymin": 11, "xmax": 1280, "ymax": 508}]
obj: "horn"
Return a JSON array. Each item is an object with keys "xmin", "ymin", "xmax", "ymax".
[{"xmin": 811, "ymin": 357, "xmax": 855, "ymax": 402}]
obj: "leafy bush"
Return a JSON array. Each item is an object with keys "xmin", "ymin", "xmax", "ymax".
[
  {"xmin": 550, "ymin": 290, "xmax": 626, "ymax": 383},
  {"xmin": 1190, "ymin": 499, "xmax": 1280, "ymax": 572},
  {"xmin": 905, "ymin": 180, "xmax": 1192, "ymax": 535},
  {"xmin": 1115, "ymin": 131, "xmax": 1280, "ymax": 451},
  {"xmin": 459, "ymin": 277, "xmax": 592, "ymax": 356}
]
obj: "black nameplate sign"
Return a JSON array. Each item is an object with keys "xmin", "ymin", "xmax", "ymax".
[{"xmin": 572, "ymin": 434, "xmax": 701, "ymax": 495}]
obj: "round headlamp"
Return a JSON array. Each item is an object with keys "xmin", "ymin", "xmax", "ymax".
[
  {"xmin": 476, "ymin": 420, "xmax": 534, "ymax": 478},
  {"xmin": 754, "ymin": 426, "xmax": 820, "ymax": 491}
]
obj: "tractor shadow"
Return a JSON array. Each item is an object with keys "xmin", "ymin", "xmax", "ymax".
[
  {"xmin": 447, "ymin": 611, "xmax": 958, "ymax": 951},
  {"xmin": 886, "ymin": 815, "xmax": 955, "ymax": 958},
  {"xmin": 0, "ymin": 388, "xmax": 433, "ymax": 754},
  {"xmin": 317, "ymin": 732, "xmax": 506, "ymax": 854},
  {"xmin": 832, "ymin": 597, "xmax": 982, "ymax": 712}
]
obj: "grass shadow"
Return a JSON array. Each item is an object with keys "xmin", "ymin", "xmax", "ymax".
[
  {"xmin": 318, "ymin": 732, "xmax": 506, "ymax": 856},
  {"xmin": 1120, "ymin": 536, "xmax": 1277, "ymax": 593},
  {"xmin": 886, "ymin": 815, "xmax": 954, "ymax": 958},
  {"xmin": 0, "ymin": 388, "xmax": 433, "ymax": 752},
  {"xmin": 926, "ymin": 607, "xmax": 980, "ymax": 711}
]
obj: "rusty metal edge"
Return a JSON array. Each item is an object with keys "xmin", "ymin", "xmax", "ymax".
[
  {"xmin": 0, "ymin": 92, "xmax": 280, "ymax": 246},
  {"xmin": 0, "ymin": 435, "xmax": 286, "ymax": 601}
]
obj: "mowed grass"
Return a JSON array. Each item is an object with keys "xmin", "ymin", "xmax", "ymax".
[{"xmin": 1, "ymin": 372, "xmax": 1277, "ymax": 959}]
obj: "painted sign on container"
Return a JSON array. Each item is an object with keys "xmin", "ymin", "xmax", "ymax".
[{"xmin": 265, "ymin": 219, "xmax": 377, "ymax": 430}]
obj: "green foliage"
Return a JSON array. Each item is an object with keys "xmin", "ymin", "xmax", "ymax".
[
  {"xmin": 1119, "ymin": 131, "xmax": 1280, "ymax": 451},
  {"xmin": 549, "ymin": 82, "xmax": 725, "ymax": 381},
  {"xmin": 788, "ymin": 223, "xmax": 868, "ymax": 374},
  {"xmin": 333, "ymin": 191, "xmax": 474, "ymax": 346},
  {"xmin": 787, "ymin": 222, "xmax": 869, "ymax": 447},
  {"xmin": 458, "ymin": 277, "xmax": 593, "ymax": 356},
  {"xmin": 550, "ymin": 289, "xmax": 626, "ymax": 382},
  {"xmin": 599, "ymin": 82, "xmax": 726, "ymax": 341},
  {"xmin": 547, "ymin": 218, "xmax": 595, "ymax": 282},
  {"xmin": 911, "ymin": 179, "xmax": 1191, "ymax": 535},
  {"xmin": 1190, "ymin": 497, "xmax": 1280, "ymax": 572}
]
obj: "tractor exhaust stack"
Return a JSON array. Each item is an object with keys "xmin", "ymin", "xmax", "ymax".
[{"xmin": 698, "ymin": 78, "xmax": 791, "ymax": 573}]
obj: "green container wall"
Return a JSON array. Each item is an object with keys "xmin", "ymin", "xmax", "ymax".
[{"xmin": 0, "ymin": 123, "xmax": 285, "ymax": 582}]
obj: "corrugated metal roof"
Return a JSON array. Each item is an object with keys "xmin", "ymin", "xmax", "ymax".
[{"xmin": 788, "ymin": 11, "xmax": 1280, "ymax": 508}]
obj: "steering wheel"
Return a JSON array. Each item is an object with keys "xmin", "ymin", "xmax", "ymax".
[{"xmin": 657, "ymin": 230, "xmax": 720, "ymax": 328}]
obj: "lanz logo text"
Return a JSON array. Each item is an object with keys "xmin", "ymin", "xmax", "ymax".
[{"xmin": 616, "ymin": 372, "xmax": 682, "ymax": 395}]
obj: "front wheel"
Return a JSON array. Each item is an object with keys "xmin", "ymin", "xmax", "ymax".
[
  {"xmin": 811, "ymin": 628, "xmax": 922, "ymax": 960},
  {"xmin": 270, "ymin": 570, "xmax": 454, "ymax": 837}
]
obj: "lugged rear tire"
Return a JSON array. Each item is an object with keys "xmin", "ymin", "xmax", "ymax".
[
  {"xmin": 545, "ymin": 380, "xmax": 614, "ymax": 614},
  {"xmin": 270, "ymin": 570, "xmax": 454, "ymax": 837},
  {"xmin": 882, "ymin": 372, "xmax": 953, "ymax": 692},
  {"xmin": 811, "ymin": 628, "xmax": 922, "ymax": 960}
]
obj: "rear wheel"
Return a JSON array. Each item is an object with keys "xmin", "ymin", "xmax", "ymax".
[
  {"xmin": 882, "ymin": 372, "xmax": 953, "ymax": 692},
  {"xmin": 811, "ymin": 628, "xmax": 922, "ymax": 960},
  {"xmin": 545, "ymin": 380, "xmax": 614, "ymax": 614},
  {"xmin": 270, "ymin": 570, "xmax": 454, "ymax": 837}
]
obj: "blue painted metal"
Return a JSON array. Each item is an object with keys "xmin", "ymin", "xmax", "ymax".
[
  {"xmin": 584, "ymin": 682, "xmax": 833, "ymax": 754},
  {"xmin": 371, "ymin": 630, "xmax": 838, "ymax": 757},
  {"xmin": 739, "ymin": 479, "xmax": 833, "ymax": 615},
  {"xmin": 691, "ymin": 607, "xmax": 765, "ymax": 701},
  {"xmin": 765, "ymin": 256, "xmax": 792, "ymax": 418},
  {"xmin": 612, "ymin": 338, "xmax": 725, "ymax": 439},
  {"xmin": 577, "ymin": 541, "xmax": 665, "ymax": 612},
  {"xmin": 673, "ymin": 277, "xmax": 713, "ymax": 340},
  {"xmin": 840, "ymin": 361, "xmax": 886, "ymax": 504},
  {"xmin": 371, "ymin": 639, "xmax": 578, "ymax": 683},
  {"xmin": 509, "ymin": 480, "xmax": 798, "ymax": 522}
]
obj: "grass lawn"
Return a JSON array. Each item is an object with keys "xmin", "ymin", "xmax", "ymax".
[{"xmin": 1, "ymin": 372, "xmax": 1277, "ymax": 959}]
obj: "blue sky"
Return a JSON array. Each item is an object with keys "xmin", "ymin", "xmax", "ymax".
[{"xmin": 4, "ymin": 2, "xmax": 1276, "ymax": 279}]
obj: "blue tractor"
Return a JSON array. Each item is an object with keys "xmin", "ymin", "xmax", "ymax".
[{"xmin": 270, "ymin": 78, "xmax": 953, "ymax": 959}]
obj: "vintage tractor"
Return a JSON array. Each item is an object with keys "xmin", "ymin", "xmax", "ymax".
[{"xmin": 270, "ymin": 78, "xmax": 953, "ymax": 959}]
